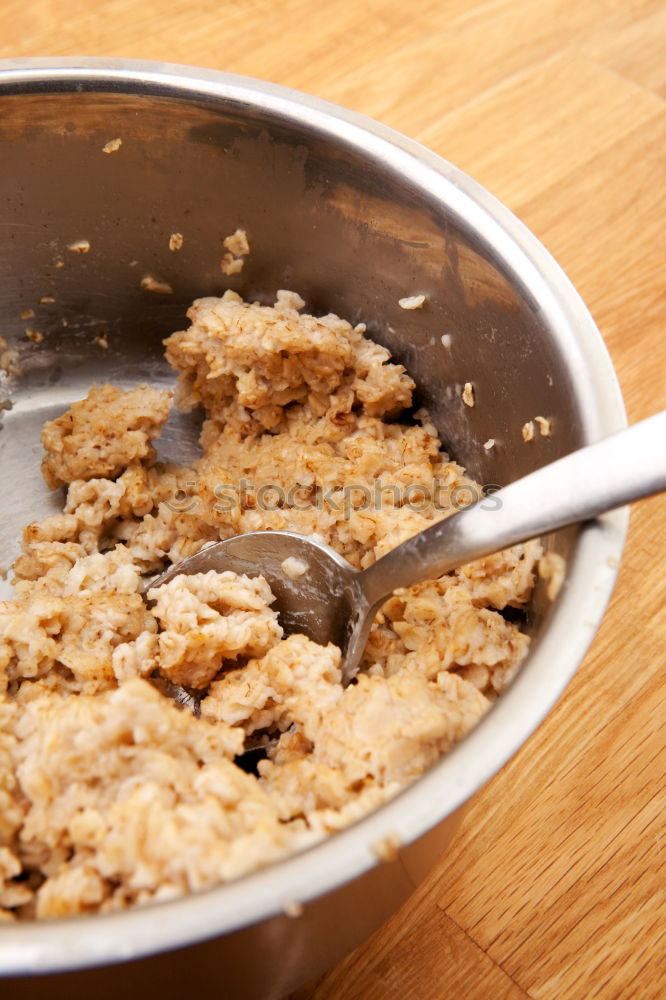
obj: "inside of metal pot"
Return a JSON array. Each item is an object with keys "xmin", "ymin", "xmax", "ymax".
[{"xmin": 0, "ymin": 85, "xmax": 577, "ymax": 634}]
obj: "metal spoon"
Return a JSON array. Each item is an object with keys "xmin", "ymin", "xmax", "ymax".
[{"xmin": 152, "ymin": 411, "xmax": 666, "ymax": 681}]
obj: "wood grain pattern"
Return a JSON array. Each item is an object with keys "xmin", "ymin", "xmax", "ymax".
[{"xmin": 1, "ymin": 2, "xmax": 664, "ymax": 997}]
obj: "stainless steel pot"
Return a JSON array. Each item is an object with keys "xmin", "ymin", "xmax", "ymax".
[{"xmin": 0, "ymin": 58, "xmax": 627, "ymax": 999}]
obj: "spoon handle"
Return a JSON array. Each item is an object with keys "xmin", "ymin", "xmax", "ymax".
[{"xmin": 360, "ymin": 411, "xmax": 666, "ymax": 605}]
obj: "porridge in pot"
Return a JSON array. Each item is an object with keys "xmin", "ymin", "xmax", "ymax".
[{"xmin": 0, "ymin": 290, "xmax": 542, "ymax": 920}]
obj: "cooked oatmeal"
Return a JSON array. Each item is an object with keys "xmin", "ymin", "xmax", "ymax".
[
  {"xmin": 522, "ymin": 420, "xmax": 535, "ymax": 442},
  {"xmin": 66, "ymin": 240, "xmax": 90, "ymax": 254},
  {"xmin": 0, "ymin": 291, "xmax": 543, "ymax": 921},
  {"xmin": 221, "ymin": 228, "xmax": 250, "ymax": 276},
  {"xmin": 398, "ymin": 294, "xmax": 426, "ymax": 310},
  {"xmin": 140, "ymin": 275, "xmax": 174, "ymax": 295},
  {"xmin": 462, "ymin": 381, "xmax": 475, "ymax": 407}
]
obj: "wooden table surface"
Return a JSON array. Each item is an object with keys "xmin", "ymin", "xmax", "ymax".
[{"xmin": 2, "ymin": 2, "xmax": 664, "ymax": 998}]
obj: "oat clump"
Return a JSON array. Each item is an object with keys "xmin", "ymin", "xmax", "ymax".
[
  {"xmin": 0, "ymin": 290, "xmax": 545, "ymax": 921},
  {"xmin": 41, "ymin": 383, "xmax": 172, "ymax": 489},
  {"xmin": 221, "ymin": 228, "xmax": 250, "ymax": 275}
]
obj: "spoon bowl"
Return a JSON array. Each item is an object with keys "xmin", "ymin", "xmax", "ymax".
[{"xmin": 153, "ymin": 529, "xmax": 363, "ymax": 657}]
